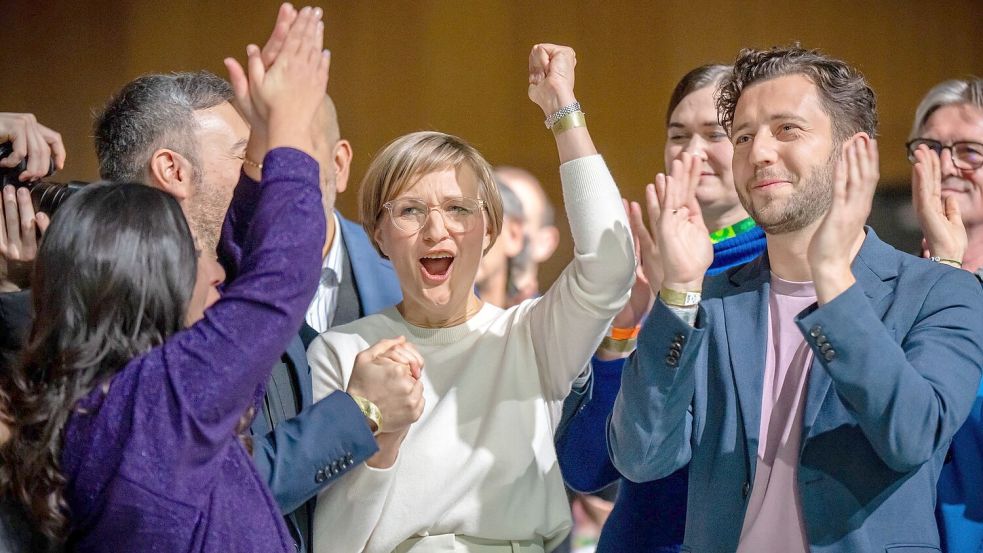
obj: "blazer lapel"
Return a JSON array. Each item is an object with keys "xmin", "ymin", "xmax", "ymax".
[
  {"xmin": 337, "ymin": 213, "xmax": 402, "ymax": 315},
  {"xmin": 722, "ymin": 256, "xmax": 771, "ymax": 481},
  {"xmin": 801, "ymin": 228, "xmax": 897, "ymax": 440}
]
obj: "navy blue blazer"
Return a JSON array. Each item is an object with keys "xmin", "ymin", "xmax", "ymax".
[
  {"xmin": 250, "ymin": 213, "xmax": 401, "ymax": 515},
  {"xmin": 609, "ymin": 229, "xmax": 983, "ymax": 553}
]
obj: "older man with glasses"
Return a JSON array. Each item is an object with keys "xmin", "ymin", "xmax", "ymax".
[{"xmin": 908, "ymin": 77, "xmax": 983, "ymax": 553}]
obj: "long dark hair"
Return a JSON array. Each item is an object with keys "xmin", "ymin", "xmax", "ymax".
[{"xmin": 0, "ymin": 182, "xmax": 197, "ymax": 546}]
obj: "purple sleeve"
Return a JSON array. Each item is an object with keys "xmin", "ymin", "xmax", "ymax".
[{"xmin": 147, "ymin": 147, "xmax": 324, "ymax": 447}]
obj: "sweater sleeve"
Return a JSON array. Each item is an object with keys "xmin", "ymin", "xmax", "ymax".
[
  {"xmin": 527, "ymin": 155, "xmax": 635, "ymax": 404},
  {"xmin": 142, "ymin": 148, "xmax": 324, "ymax": 453},
  {"xmin": 308, "ymin": 331, "xmax": 396, "ymax": 552}
]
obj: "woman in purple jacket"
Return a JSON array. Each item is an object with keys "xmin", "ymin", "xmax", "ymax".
[{"xmin": 0, "ymin": 5, "xmax": 329, "ymax": 552}]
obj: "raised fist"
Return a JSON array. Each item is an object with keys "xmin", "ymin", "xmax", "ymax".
[{"xmin": 527, "ymin": 43, "xmax": 578, "ymax": 116}]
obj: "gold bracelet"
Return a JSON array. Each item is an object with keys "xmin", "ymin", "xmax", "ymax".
[
  {"xmin": 551, "ymin": 110, "xmax": 586, "ymax": 135},
  {"xmin": 660, "ymin": 287, "xmax": 702, "ymax": 308},
  {"xmin": 351, "ymin": 395, "xmax": 382, "ymax": 436},
  {"xmin": 242, "ymin": 157, "xmax": 263, "ymax": 170},
  {"xmin": 599, "ymin": 335, "xmax": 637, "ymax": 354},
  {"xmin": 929, "ymin": 256, "xmax": 962, "ymax": 268}
]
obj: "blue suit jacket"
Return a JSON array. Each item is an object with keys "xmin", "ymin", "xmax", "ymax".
[
  {"xmin": 609, "ymin": 229, "xmax": 983, "ymax": 553},
  {"xmin": 249, "ymin": 213, "xmax": 401, "ymax": 541}
]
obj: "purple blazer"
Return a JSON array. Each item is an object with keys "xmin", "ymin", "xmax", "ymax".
[{"xmin": 60, "ymin": 148, "xmax": 324, "ymax": 553}]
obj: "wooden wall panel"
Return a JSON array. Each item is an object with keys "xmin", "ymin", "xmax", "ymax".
[{"xmin": 3, "ymin": 0, "xmax": 981, "ymax": 285}]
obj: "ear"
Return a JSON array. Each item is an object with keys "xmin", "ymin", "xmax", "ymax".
[
  {"xmin": 531, "ymin": 225, "xmax": 560, "ymax": 263},
  {"xmin": 332, "ymin": 139, "xmax": 353, "ymax": 194},
  {"xmin": 148, "ymin": 148, "xmax": 195, "ymax": 202},
  {"xmin": 502, "ymin": 219, "xmax": 524, "ymax": 257},
  {"xmin": 373, "ymin": 225, "xmax": 390, "ymax": 258}
]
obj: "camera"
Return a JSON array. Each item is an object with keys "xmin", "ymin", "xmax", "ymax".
[{"xmin": 0, "ymin": 141, "xmax": 82, "ymax": 215}]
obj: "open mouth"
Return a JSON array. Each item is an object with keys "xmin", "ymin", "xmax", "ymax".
[{"xmin": 419, "ymin": 253, "xmax": 455, "ymax": 282}]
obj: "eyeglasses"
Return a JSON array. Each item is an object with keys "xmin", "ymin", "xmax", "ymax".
[
  {"xmin": 382, "ymin": 197, "xmax": 486, "ymax": 234},
  {"xmin": 906, "ymin": 138, "xmax": 983, "ymax": 170}
]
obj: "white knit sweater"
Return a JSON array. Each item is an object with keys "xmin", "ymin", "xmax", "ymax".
[{"xmin": 308, "ymin": 155, "xmax": 634, "ymax": 553}]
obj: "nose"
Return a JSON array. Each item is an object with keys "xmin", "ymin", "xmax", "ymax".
[
  {"xmin": 420, "ymin": 208, "xmax": 450, "ymax": 243},
  {"xmin": 204, "ymin": 256, "xmax": 226, "ymax": 287},
  {"xmin": 747, "ymin": 129, "xmax": 777, "ymax": 168},
  {"xmin": 681, "ymin": 135, "xmax": 709, "ymax": 162},
  {"xmin": 939, "ymin": 148, "xmax": 960, "ymax": 177}
]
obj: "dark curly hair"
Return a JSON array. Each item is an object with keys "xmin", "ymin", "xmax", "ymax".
[
  {"xmin": 0, "ymin": 182, "xmax": 196, "ymax": 547},
  {"xmin": 716, "ymin": 45, "xmax": 878, "ymax": 143}
]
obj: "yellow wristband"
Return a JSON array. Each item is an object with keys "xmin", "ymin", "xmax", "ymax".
[
  {"xmin": 551, "ymin": 110, "xmax": 586, "ymax": 135},
  {"xmin": 351, "ymin": 395, "xmax": 382, "ymax": 436},
  {"xmin": 599, "ymin": 335, "xmax": 637, "ymax": 354},
  {"xmin": 660, "ymin": 287, "xmax": 701, "ymax": 307}
]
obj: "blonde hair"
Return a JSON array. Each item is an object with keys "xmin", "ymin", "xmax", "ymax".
[{"xmin": 359, "ymin": 131, "xmax": 503, "ymax": 256}]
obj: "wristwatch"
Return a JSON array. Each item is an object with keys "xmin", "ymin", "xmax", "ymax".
[{"xmin": 350, "ymin": 395, "xmax": 382, "ymax": 436}]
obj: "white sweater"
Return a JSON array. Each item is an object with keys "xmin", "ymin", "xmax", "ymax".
[{"xmin": 308, "ymin": 155, "xmax": 634, "ymax": 553}]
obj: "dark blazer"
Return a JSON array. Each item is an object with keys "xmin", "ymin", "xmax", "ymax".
[
  {"xmin": 249, "ymin": 212, "xmax": 401, "ymax": 552},
  {"xmin": 609, "ymin": 229, "xmax": 983, "ymax": 553}
]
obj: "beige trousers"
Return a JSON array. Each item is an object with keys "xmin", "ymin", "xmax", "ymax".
[{"xmin": 393, "ymin": 534, "xmax": 547, "ymax": 553}]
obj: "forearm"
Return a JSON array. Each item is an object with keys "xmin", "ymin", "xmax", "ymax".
[
  {"xmin": 313, "ymin": 456, "xmax": 397, "ymax": 552},
  {"xmin": 252, "ymin": 391, "xmax": 379, "ymax": 513},
  {"xmin": 560, "ymin": 155, "xmax": 634, "ymax": 299},
  {"xmin": 797, "ymin": 277, "xmax": 983, "ymax": 471},
  {"xmin": 608, "ymin": 301, "xmax": 702, "ymax": 482},
  {"xmin": 556, "ymin": 357, "xmax": 625, "ymax": 492},
  {"xmin": 172, "ymin": 148, "xmax": 324, "ymax": 422}
]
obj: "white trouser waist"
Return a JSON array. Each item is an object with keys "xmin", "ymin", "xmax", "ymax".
[{"xmin": 393, "ymin": 534, "xmax": 547, "ymax": 553}]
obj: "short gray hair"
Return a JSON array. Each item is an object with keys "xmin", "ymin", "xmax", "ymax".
[
  {"xmin": 94, "ymin": 71, "xmax": 233, "ymax": 182},
  {"xmin": 909, "ymin": 77, "xmax": 983, "ymax": 140}
]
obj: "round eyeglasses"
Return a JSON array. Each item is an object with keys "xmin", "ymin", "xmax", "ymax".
[
  {"xmin": 906, "ymin": 139, "xmax": 983, "ymax": 170},
  {"xmin": 382, "ymin": 197, "xmax": 486, "ymax": 234}
]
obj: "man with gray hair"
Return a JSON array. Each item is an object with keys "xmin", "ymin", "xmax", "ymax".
[
  {"xmin": 907, "ymin": 77, "xmax": 983, "ymax": 553},
  {"xmin": 475, "ymin": 179, "xmax": 524, "ymax": 307}
]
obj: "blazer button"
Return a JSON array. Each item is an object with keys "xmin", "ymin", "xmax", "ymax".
[
  {"xmin": 823, "ymin": 349, "xmax": 836, "ymax": 361},
  {"xmin": 674, "ymin": 333, "xmax": 687, "ymax": 343},
  {"xmin": 666, "ymin": 356, "xmax": 678, "ymax": 368},
  {"xmin": 742, "ymin": 481, "xmax": 751, "ymax": 499},
  {"xmin": 670, "ymin": 342, "xmax": 683, "ymax": 353},
  {"xmin": 809, "ymin": 325, "xmax": 822, "ymax": 338},
  {"xmin": 315, "ymin": 469, "xmax": 326, "ymax": 483},
  {"xmin": 816, "ymin": 334, "xmax": 828, "ymax": 346}
]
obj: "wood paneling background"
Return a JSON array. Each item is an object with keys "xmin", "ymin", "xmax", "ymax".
[{"xmin": 4, "ymin": 1, "xmax": 981, "ymax": 284}]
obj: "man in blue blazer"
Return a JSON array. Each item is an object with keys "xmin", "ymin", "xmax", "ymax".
[{"xmin": 609, "ymin": 46, "xmax": 983, "ymax": 553}]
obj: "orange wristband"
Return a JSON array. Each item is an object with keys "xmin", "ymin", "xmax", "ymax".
[{"xmin": 610, "ymin": 325, "xmax": 641, "ymax": 341}]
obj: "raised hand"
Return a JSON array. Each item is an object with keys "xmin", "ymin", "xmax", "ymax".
[
  {"xmin": 911, "ymin": 144, "xmax": 966, "ymax": 264},
  {"xmin": 527, "ymin": 43, "xmax": 578, "ymax": 117},
  {"xmin": 614, "ymin": 200, "xmax": 655, "ymax": 331},
  {"xmin": 223, "ymin": 5, "xmax": 329, "ymax": 156},
  {"xmin": 0, "ymin": 113, "xmax": 66, "ymax": 181},
  {"xmin": 346, "ymin": 336, "xmax": 426, "ymax": 434},
  {"xmin": 641, "ymin": 152, "xmax": 713, "ymax": 294},
  {"xmin": 808, "ymin": 136, "xmax": 879, "ymax": 304}
]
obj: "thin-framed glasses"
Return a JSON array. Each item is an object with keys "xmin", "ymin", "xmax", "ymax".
[
  {"xmin": 906, "ymin": 138, "xmax": 983, "ymax": 170},
  {"xmin": 382, "ymin": 197, "xmax": 486, "ymax": 234}
]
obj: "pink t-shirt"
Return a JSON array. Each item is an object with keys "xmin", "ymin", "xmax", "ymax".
[{"xmin": 736, "ymin": 275, "xmax": 816, "ymax": 552}]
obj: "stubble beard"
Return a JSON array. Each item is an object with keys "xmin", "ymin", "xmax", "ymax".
[{"xmin": 741, "ymin": 152, "xmax": 835, "ymax": 236}]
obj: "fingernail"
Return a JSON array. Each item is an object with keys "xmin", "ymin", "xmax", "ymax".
[{"xmin": 300, "ymin": 6, "xmax": 311, "ymax": 15}]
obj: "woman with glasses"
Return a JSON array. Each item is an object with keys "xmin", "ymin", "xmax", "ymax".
[
  {"xmin": 307, "ymin": 43, "xmax": 635, "ymax": 553},
  {"xmin": 907, "ymin": 77, "xmax": 983, "ymax": 553}
]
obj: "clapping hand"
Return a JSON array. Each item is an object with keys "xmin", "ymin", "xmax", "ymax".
[
  {"xmin": 911, "ymin": 144, "xmax": 966, "ymax": 264},
  {"xmin": 808, "ymin": 136, "xmax": 879, "ymax": 303},
  {"xmin": 631, "ymin": 153, "xmax": 713, "ymax": 297}
]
